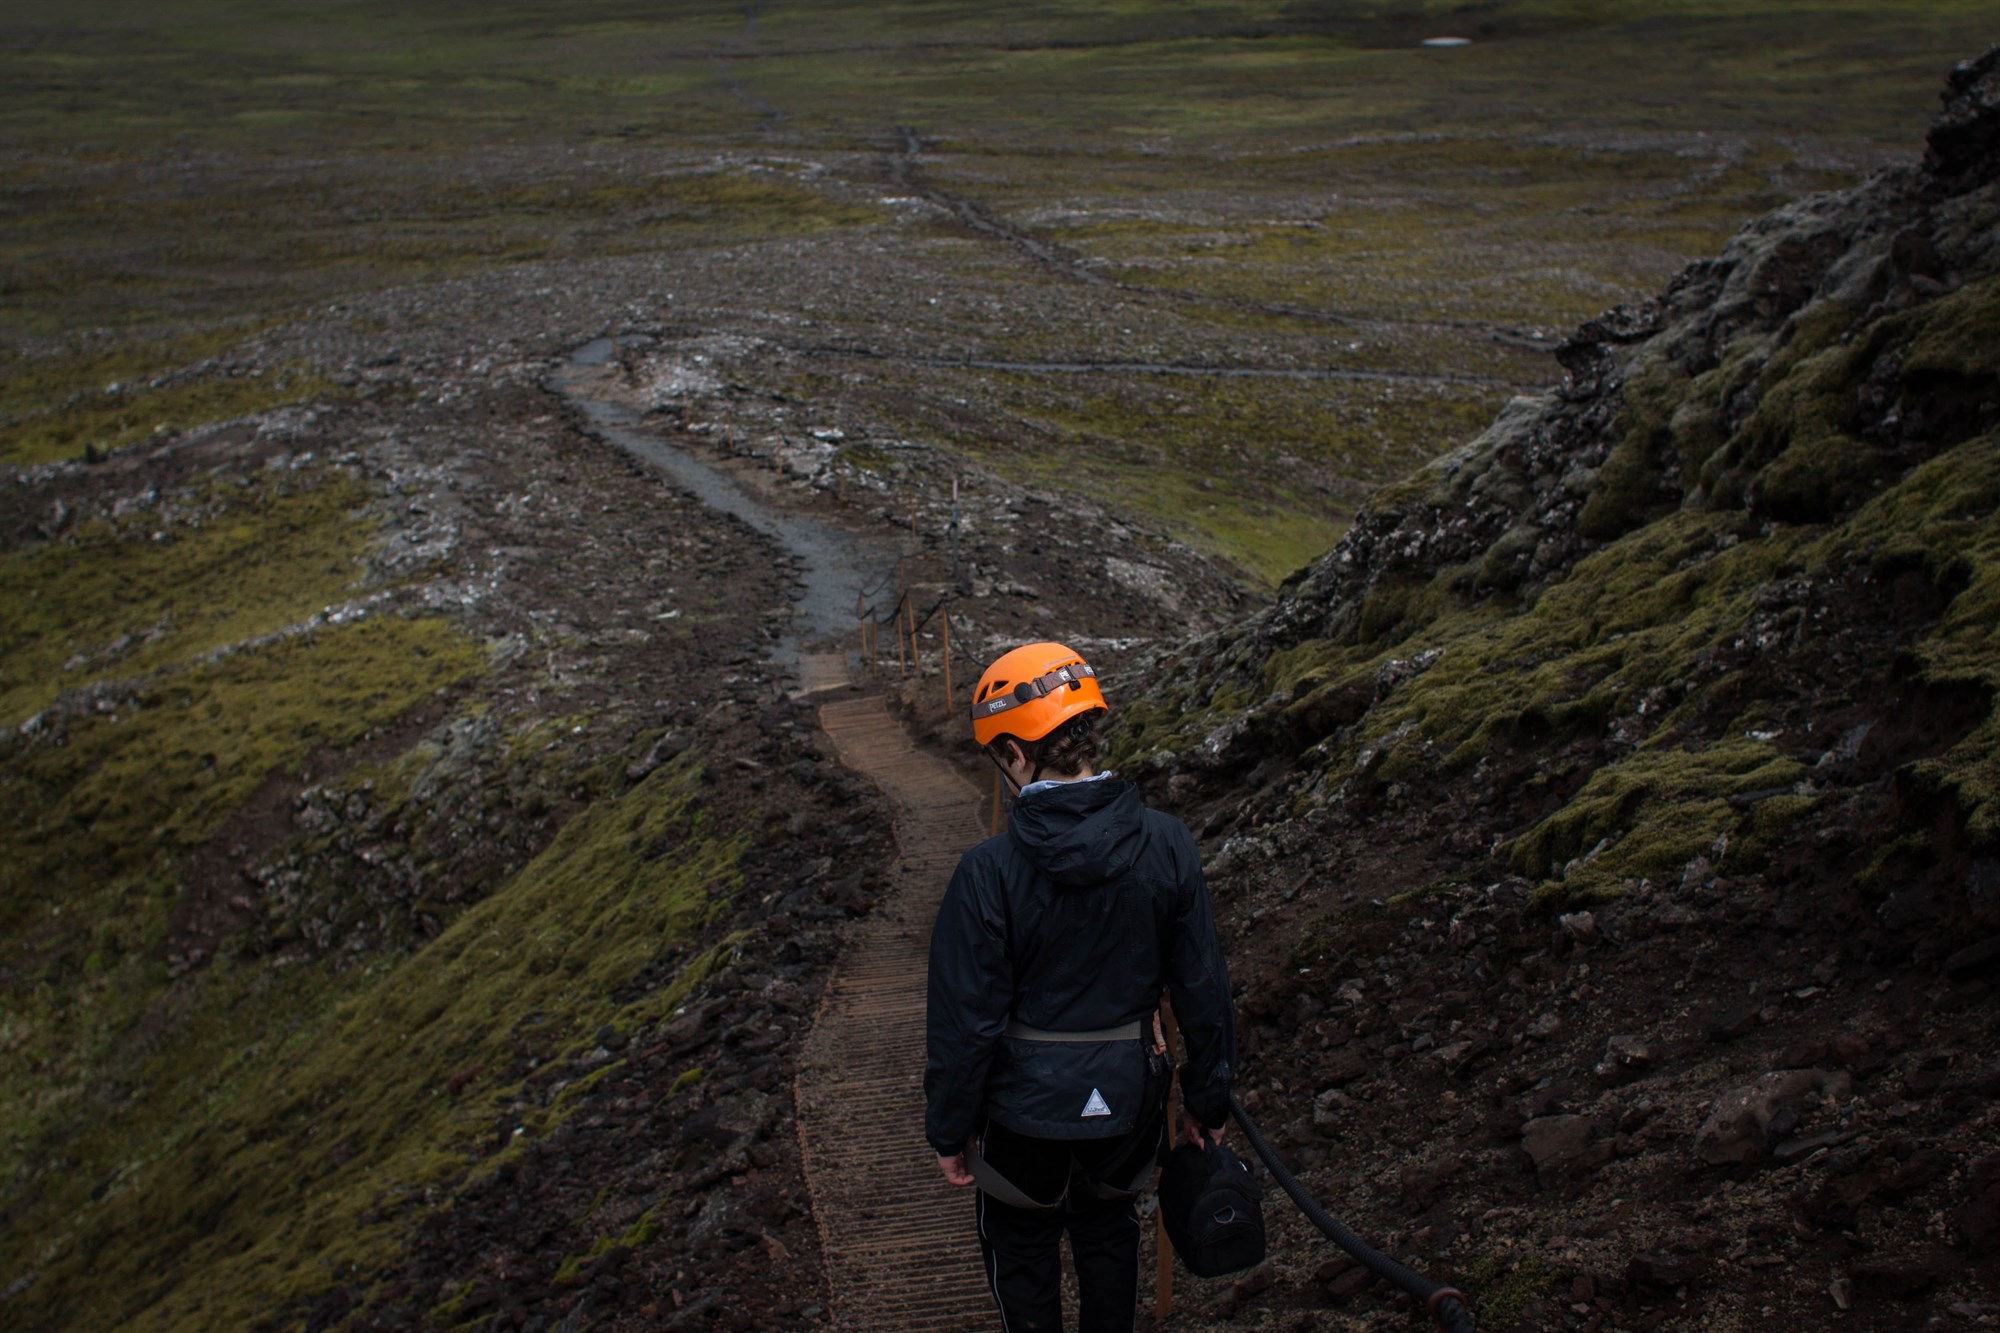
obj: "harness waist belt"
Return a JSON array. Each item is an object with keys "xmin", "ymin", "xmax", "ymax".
[{"xmin": 1005, "ymin": 1019, "xmax": 1142, "ymax": 1043}]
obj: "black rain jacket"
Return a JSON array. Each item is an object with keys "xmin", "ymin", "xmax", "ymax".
[{"xmin": 924, "ymin": 777, "xmax": 1235, "ymax": 1155}]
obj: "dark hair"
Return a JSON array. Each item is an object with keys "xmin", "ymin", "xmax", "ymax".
[{"xmin": 992, "ymin": 710, "xmax": 1103, "ymax": 777}]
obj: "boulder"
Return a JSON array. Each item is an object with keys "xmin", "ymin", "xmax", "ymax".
[
  {"xmin": 1696, "ymin": 1069, "xmax": 1852, "ymax": 1166},
  {"xmin": 1522, "ymin": 1114, "xmax": 1610, "ymax": 1184}
]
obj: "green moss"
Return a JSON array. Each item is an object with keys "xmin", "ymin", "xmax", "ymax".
[
  {"xmin": 1754, "ymin": 430, "xmax": 1887, "ymax": 523},
  {"xmin": 1702, "ymin": 281, "xmax": 2000, "ymax": 524},
  {"xmin": 3, "ymin": 761, "xmax": 746, "ymax": 1332},
  {"xmin": 0, "ymin": 616, "xmax": 484, "ymax": 1144},
  {"xmin": 1245, "ymin": 386, "xmax": 1996, "ymax": 919},
  {"xmin": 668, "ymin": 1066, "xmax": 705, "ymax": 1097},
  {"xmin": 1583, "ymin": 350, "xmax": 1689, "ymax": 541},
  {"xmin": 0, "ymin": 473, "xmax": 378, "ymax": 725},
  {"xmin": 1508, "ymin": 738, "xmax": 1807, "ymax": 904},
  {"xmin": 0, "ymin": 363, "xmax": 341, "ymax": 467},
  {"xmin": 1578, "ymin": 430, "xmax": 1666, "ymax": 542},
  {"xmin": 1826, "ymin": 431, "xmax": 2000, "ymax": 842},
  {"xmin": 1899, "ymin": 274, "xmax": 2000, "ymax": 382},
  {"xmin": 1729, "ymin": 343, "xmax": 1882, "ymax": 520},
  {"xmin": 1464, "ymin": 1251, "xmax": 1557, "ymax": 1330},
  {"xmin": 0, "ymin": 325, "xmax": 259, "ymax": 424},
  {"xmin": 1106, "ymin": 672, "xmax": 1260, "ymax": 769},
  {"xmin": 1340, "ymin": 511, "xmax": 1809, "ymax": 773}
]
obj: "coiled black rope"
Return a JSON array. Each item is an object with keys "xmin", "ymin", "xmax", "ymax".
[{"xmin": 1228, "ymin": 1091, "xmax": 1475, "ymax": 1333}]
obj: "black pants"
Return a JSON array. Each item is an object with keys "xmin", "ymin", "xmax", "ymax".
[{"xmin": 974, "ymin": 1121, "xmax": 1149, "ymax": 1333}]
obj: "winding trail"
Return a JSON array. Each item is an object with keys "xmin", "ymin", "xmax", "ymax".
[
  {"xmin": 893, "ymin": 126, "xmax": 1113, "ymax": 288},
  {"xmin": 887, "ymin": 125, "xmax": 1557, "ymax": 363},
  {"xmin": 552, "ymin": 341, "xmax": 897, "ymax": 662},
  {"xmin": 797, "ymin": 693, "xmax": 993, "ymax": 1331}
]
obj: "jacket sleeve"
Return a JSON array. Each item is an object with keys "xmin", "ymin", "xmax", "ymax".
[
  {"xmin": 924, "ymin": 848, "xmax": 1015, "ymax": 1154},
  {"xmin": 1163, "ymin": 821, "xmax": 1236, "ymax": 1128}
]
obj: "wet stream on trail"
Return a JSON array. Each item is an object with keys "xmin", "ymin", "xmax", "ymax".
[{"xmin": 553, "ymin": 337, "xmax": 895, "ymax": 665}]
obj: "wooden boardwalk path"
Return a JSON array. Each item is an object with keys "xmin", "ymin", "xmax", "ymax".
[{"xmin": 796, "ymin": 692, "xmax": 994, "ymax": 1331}]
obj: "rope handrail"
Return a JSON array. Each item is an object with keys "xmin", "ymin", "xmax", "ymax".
[
  {"xmin": 858, "ymin": 587, "xmax": 952, "ymax": 632},
  {"xmin": 1228, "ymin": 1092, "xmax": 1475, "ymax": 1333}
]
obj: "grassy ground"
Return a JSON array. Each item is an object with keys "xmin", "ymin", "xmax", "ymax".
[
  {"xmin": 7, "ymin": 753, "xmax": 745, "ymax": 1331},
  {"xmin": 3, "ymin": 4, "xmax": 1995, "ymax": 1328},
  {"xmin": 6, "ymin": 2, "xmax": 1991, "ymax": 572}
]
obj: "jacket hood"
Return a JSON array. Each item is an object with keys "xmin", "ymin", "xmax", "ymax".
[{"xmin": 1008, "ymin": 777, "xmax": 1146, "ymax": 887}]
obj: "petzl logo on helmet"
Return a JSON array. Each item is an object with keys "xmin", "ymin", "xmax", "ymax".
[
  {"xmin": 970, "ymin": 642, "xmax": 1107, "ymax": 747},
  {"xmin": 1082, "ymin": 1088, "xmax": 1112, "ymax": 1118}
]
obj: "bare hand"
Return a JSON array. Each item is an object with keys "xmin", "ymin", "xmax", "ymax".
[
  {"xmin": 1180, "ymin": 1110, "xmax": 1225, "ymax": 1148},
  {"xmin": 938, "ymin": 1149, "xmax": 974, "ymax": 1187}
]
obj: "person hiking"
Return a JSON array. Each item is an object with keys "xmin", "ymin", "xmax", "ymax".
[{"xmin": 925, "ymin": 640, "xmax": 1238, "ymax": 1333}]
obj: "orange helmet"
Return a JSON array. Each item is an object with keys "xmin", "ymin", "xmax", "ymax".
[{"xmin": 970, "ymin": 641, "xmax": 1107, "ymax": 747}]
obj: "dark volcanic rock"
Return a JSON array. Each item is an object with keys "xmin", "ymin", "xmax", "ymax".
[{"xmin": 1106, "ymin": 43, "xmax": 2000, "ymax": 1333}]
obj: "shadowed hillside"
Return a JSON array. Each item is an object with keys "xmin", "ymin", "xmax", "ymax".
[{"xmin": 1108, "ymin": 47, "xmax": 2000, "ymax": 1331}]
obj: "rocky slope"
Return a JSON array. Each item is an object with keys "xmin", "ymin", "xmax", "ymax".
[
  {"xmin": 4, "ymin": 27, "xmax": 1996, "ymax": 1333},
  {"xmin": 1104, "ymin": 47, "xmax": 2000, "ymax": 1332}
]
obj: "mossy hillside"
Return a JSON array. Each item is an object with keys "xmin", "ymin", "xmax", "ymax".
[
  {"xmin": 0, "ymin": 474, "xmax": 380, "ymax": 725},
  {"xmin": 1836, "ymin": 433, "xmax": 2000, "ymax": 846},
  {"xmin": 2, "ymin": 324, "xmax": 254, "ymax": 438},
  {"xmin": 0, "ymin": 617, "xmax": 483, "ymax": 1153},
  {"xmin": 0, "ymin": 360, "xmax": 337, "ymax": 467},
  {"xmin": 5, "ymin": 761, "xmax": 747, "ymax": 1332},
  {"xmin": 1176, "ymin": 418, "xmax": 1998, "ymax": 908},
  {"xmin": 824, "ymin": 361, "xmax": 1506, "ymax": 587},
  {"xmin": 1116, "ymin": 152, "xmax": 2000, "ymax": 899}
]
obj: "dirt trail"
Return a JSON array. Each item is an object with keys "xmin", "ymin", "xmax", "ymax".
[
  {"xmin": 893, "ymin": 127, "xmax": 1113, "ymax": 288},
  {"xmin": 887, "ymin": 125, "xmax": 1555, "ymax": 362},
  {"xmin": 797, "ymin": 693, "xmax": 994, "ymax": 1330}
]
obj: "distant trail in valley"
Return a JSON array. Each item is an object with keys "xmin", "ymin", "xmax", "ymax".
[
  {"xmin": 799, "ymin": 343, "xmax": 1515, "ymax": 389},
  {"xmin": 885, "ymin": 126, "xmax": 1560, "ymax": 364},
  {"xmin": 892, "ymin": 127, "xmax": 1115, "ymax": 287},
  {"xmin": 714, "ymin": 0, "xmax": 784, "ymax": 131}
]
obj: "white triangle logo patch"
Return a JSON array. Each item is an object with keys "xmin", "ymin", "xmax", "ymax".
[{"xmin": 1081, "ymin": 1088, "xmax": 1112, "ymax": 1118}]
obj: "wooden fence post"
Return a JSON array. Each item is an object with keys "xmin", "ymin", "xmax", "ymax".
[{"xmin": 941, "ymin": 604, "xmax": 954, "ymax": 719}]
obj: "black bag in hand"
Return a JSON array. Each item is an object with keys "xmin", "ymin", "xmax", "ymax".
[{"xmin": 1158, "ymin": 1140, "xmax": 1266, "ymax": 1278}]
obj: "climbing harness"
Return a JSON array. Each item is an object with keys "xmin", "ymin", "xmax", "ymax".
[
  {"xmin": 1228, "ymin": 1091, "xmax": 1476, "ymax": 1333},
  {"xmin": 965, "ymin": 1016, "xmax": 1169, "ymax": 1213},
  {"xmin": 1004, "ymin": 1019, "xmax": 1141, "ymax": 1043}
]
